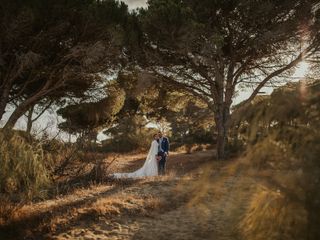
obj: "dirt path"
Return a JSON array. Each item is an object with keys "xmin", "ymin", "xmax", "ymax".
[
  {"xmin": 2, "ymin": 150, "xmax": 257, "ymax": 240},
  {"xmin": 131, "ymin": 162, "xmax": 256, "ymax": 240}
]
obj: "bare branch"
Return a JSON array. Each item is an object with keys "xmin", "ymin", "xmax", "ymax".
[{"xmin": 244, "ymin": 45, "xmax": 315, "ymax": 105}]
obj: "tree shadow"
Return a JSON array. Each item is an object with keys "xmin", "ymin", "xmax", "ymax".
[
  {"xmin": 0, "ymin": 178, "xmax": 142, "ymax": 240},
  {"xmin": 1, "ymin": 150, "xmax": 216, "ymax": 240},
  {"xmin": 44, "ymin": 177, "xmax": 185, "ymax": 239}
]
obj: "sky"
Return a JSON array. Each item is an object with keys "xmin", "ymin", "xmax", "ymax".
[
  {"xmin": 234, "ymin": 61, "xmax": 309, "ymax": 103},
  {"xmin": 122, "ymin": 0, "xmax": 147, "ymax": 9}
]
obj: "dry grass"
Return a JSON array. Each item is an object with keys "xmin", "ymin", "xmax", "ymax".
[
  {"xmin": 235, "ymin": 135, "xmax": 319, "ymax": 240},
  {"xmin": 83, "ymin": 193, "xmax": 162, "ymax": 218},
  {"xmin": 239, "ymin": 185, "xmax": 308, "ymax": 240},
  {"xmin": 0, "ymin": 131, "xmax": 52, "ymax": 226},
  {"xmin": 0, "ymin": 132, "xmax": 51, "ymax": 199}
]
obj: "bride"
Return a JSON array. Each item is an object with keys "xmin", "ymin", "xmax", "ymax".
[{"xmin": 112, "ymin": 134, "xmax": 160, "ymax": 179}]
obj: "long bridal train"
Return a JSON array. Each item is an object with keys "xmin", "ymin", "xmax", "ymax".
[{"xmin": 112, "ymin": 140, "xmax": 159, "ymax": 179}]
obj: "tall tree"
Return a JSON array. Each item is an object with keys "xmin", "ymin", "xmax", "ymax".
[
  {"xmin": 0, "ymin": 0, "xmax": 131, "ymax": 130},
  {"xmin": 139, "ymin": 0, "xmax": 319, "ymax": 159}
]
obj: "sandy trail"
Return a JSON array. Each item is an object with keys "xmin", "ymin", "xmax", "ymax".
[
  {"xmin": 132, "ymin": 162, "xmax": 256, "ymax": 240},
  {"xmin": 2, "ymin": 150, "xmax": 256, "ymax": 240}
]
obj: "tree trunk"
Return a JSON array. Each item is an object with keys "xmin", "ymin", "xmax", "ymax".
[
  {"xmin": 215, "ymin": 110, "xmax": 226, "ymax": 159},
  {"xmin": 3, "ymin": 95, "xmax": 40, "ymax": 130},
  {"xmin": 26, "ymin": 105, "xmax": 34, "ymax": 134},
  {"xmin": 0, "ymin": 85, "xmax": 11, "ymax": 121},
  {"xmin": 3, "ymin": 105, "xmax": 28, "ymax": 130},
  {"xmin": 216, "ymin": 117, "xmax": 226, "ymax": 159},
  {"xmin": 213, "ymin": 62, "xmax": 231, "ymax": 160},
  {"xmin": 214, "ymin": 102, "xmax": 232, "ymax": 160}
]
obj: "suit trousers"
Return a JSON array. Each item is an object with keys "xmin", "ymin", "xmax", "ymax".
[{"xmin": 158, "ymin": 151, "xmax": 167, "ymax": 175}]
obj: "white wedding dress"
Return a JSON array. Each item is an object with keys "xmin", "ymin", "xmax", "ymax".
[{"xmin": 113, "ymin": 140, "xmax": 159, "ymax": 179}]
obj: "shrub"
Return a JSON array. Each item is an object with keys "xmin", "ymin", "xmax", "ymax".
[
  {"xmin": 239, "ymin": 187, "xmax": 308, "ymax": 240},
  {"xmin": 236, "ymin": 81, "xmax": 320, "ymax": 240},
  {"xmin": 0, "ymin": 131, "xmax": 51, "ymax": 200}
]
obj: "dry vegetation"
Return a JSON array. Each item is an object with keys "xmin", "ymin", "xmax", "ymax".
[
  {"xmin": 0, "ymin": 146, "xmax": 284, "ymax": 240},
  {"xmin": 0, "ymin": 131, "xmax": 51, "ymax": 224},
  {"xmin": 233, "ymin": 81, "xmax": 320, "ymax": 240}
]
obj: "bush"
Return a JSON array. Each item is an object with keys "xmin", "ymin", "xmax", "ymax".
[
  {"xmin": 239, "ymin": 187, "xmax": 308, "ymax": 240},
  {"xmin": 101, "ymin": 128, "xmax": 158, "ymax": 153},
  {"xmin": 236, "ymin": 81, "xmax": 320, "ymax": 240},
  {"xmin": 0, "ymin": 131, "xmax": 51, "ymax": 200}
]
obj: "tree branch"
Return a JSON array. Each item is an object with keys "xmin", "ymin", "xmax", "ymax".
[{"xmin": 244, "ymin": 45, "xmax": 314, "ymax": 105}]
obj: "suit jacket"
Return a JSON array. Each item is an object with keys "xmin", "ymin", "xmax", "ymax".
[{"xmin": 159, "ymin": 137, "xmax": 170, "ymax": 153}]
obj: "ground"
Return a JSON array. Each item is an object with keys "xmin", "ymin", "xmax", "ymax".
[{"xmin": 1, "ymin": 149, "xmax": 258, "ymax": 240}]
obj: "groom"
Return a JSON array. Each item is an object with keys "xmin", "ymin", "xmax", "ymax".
[{"xmin": 157, "ymin": 131, "xmax": 170, "ymax": 175}]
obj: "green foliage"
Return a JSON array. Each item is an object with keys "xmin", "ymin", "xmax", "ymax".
[
  {"xmin": 142, "ymin": 0, "xmax": 195, "ymax": 48},
  {"xmin": 103, "ymin": 115, "xmax": 156, "ymax": 152},
  {"xmin": 98, "ymin": 71, "xmax": 161, "ymax": 152},
  {"xmin": 57, "ymin": 86, "xmax": 125, "ymax": 135},
  {"xmin": 142, "ymin": 0, "xmax": 313, "ymax": 63},
  {"xmin": 0, "ymin": 131, "xmax": 51, "ymax": 200},
  {"xmin": 165, "ymin": 96, "xmax": 215, "ymax": 144}
]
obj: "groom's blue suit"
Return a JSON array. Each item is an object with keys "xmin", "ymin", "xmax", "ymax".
[{"xmin": 158, "ymin": 137, "xmax": 169, "ymax": 175}]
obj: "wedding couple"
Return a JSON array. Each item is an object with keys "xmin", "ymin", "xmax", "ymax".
[{"xmin": 113, "ymin": 131, "xmax": 169, "ymax": 179}]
